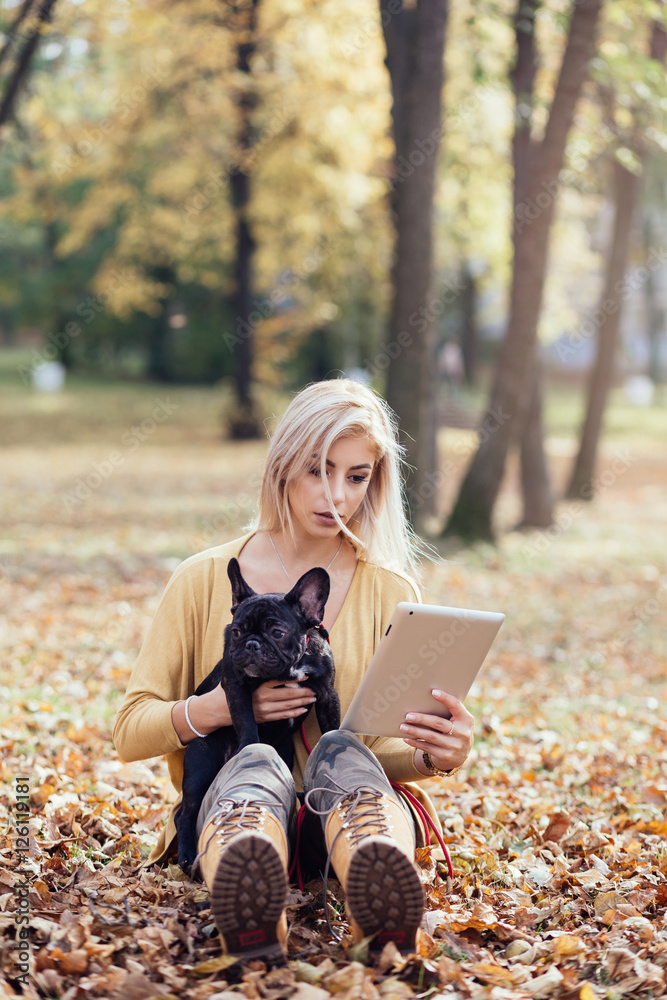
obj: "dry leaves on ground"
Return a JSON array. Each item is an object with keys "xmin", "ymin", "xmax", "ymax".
[{"xmin": 1, "ymin": 433, "xmax": 666, "ymax": 998}]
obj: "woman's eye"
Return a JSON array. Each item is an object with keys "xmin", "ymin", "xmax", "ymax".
[
  {"xmin": 309, "ymin": 468, "xmax": 323, "ymax": 477},
  {"xmin": 271, "ymin": 628, "xmax": 285, "ymax": 639},
  {"xmin": 350, "ymin": 475, "xmax": 368, "ymax": 485}
]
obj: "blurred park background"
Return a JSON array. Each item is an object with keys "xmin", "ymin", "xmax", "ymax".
[
  {"xmin": 1, "ymin": 0, "xmax": 667, "ymax": 541},
  {"xmin": 2, "ymin": 2, "xmax": 667, "ymax": 995}
]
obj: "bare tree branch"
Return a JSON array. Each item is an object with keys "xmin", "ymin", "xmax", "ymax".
[{"xmin": 0, "ymin": 0, "xmax": 59, "ymax": 131}]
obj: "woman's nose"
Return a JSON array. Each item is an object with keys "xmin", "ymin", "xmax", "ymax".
[{"xmin": 328, "ymin": 476, "xmax": 346, "ymax": 503}]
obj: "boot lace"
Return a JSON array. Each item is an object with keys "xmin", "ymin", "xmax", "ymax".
[
  {"xmin": 303, "ymin": 780, "xmax": 394, "ymax": 942},
  {"xmin": 194, "ymin": 798, "xmax": 267, "ymax": 873}
]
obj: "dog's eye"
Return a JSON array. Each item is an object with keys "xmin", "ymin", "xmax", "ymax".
[
  {"xmin": 271, "ymin": 628, "xmax": 285, "ymax": 639},
  {"xmin": 231, "ymin": 626, "xmax": 241, "ymax": 638}
]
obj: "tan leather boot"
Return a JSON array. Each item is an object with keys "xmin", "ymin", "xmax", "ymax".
[
  {"xmin": 324, "ymin": 787, "xmax": 424, "ymax": 952},
  {"xmin": 197, "ymin": 800, "xmax": 289, "ymax": 962}
]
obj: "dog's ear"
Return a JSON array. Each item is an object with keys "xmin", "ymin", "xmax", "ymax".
[
  {"xmin": 227, "ymin": 558, "xmax": 256, "ymax": 612},
  {"xmin": 286, "ymin": 568, "xmax": 330, "ymax": 626}
]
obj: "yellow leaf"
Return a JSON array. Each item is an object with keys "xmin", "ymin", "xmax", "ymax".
[
  {"xmin": 472, "ymin": 962, "xmax": 516, "ymax": 986},
  {"xmin": 553, "ymin": 934, "xmax": 584, "ymax": 958},
  {"xmin": 580, "ymin": 983, "xmax": 598, "ymax": 1000},
  {"xmin": 594, "ymin": 891, "xmax": 625, "ymax": 917},
  {"xmin": 31, "ymin": 783, "xmax": 55, "ymax": 807},
  {"xmin": 192, "ymin": 954, "xmax": 238, "ymax": 975}
]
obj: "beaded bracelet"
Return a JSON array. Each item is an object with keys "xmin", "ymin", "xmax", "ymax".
[
  {"xmin": 184, "ymin": 696, "xmax": 207, "ymax": 739},
  {"xmin": 422, "ymin": 751, "xmax": 460, "ymax": 777}
]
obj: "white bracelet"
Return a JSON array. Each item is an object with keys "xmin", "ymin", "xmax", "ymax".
[{"xmin": 184, "ymin": 696, "xmax": 207, "ymax": 739}]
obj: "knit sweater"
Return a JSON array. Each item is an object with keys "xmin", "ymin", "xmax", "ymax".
[{"xmin": 112, "ymin": 533, "xmax": 441, "ymax": 863}]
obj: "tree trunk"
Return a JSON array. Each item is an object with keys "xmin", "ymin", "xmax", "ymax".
[
  {"xmin": 444, "ymin": 0, "xmax": 603, "ymax": 540},
  {"xmin": 146, "ymin": 265, "xmax": 175, "ymax": 381},
  {"xmin": 566, "ymin": 13, "xmax": 666, "ymax": 499},
  {"xmin": 565, "ymin": 165, "xmax": 640, "ymax": 499},
  {"xmin": 517, "ymin": 365, "xmax": 553, "ymax": 526},
  {"xmin": 0, "ymin": 0, "xmax": 58, "ymax": 132},
  {"xmin": 519, "ymin": 364, "xmax": 554, "ymax": 526},
  {"xmin": 510, "ymin": 0, "xmax": 554, "ymax": 529},
  {"xmin": 380, "ymin": 0, "xmax": 448, "ymax": 527},
  {"xmin": 643, "ymin": 16, "xmax": 667, "ymax": 389},
  {"xmin": 460, "ymin": 261, "xmax": 478, "ymax": 386},
  {"xmin": 644, "ymin": 219, "xmax": 664, "ymax": 387},
  {"xmin": 227, "ymin": 0, "xmax": 262, "ymax": 440},
  {"xmin": 0, "ymin": 1, "xmax": 36, "ymax": 73},
  {"xmin": 511, "ymin": 0, "xmax": 551, "ymax": 527}
]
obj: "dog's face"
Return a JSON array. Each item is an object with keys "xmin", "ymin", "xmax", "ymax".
[{"xmin": 225, "ymin": 557, "xmax": 330, "ymax": 681}]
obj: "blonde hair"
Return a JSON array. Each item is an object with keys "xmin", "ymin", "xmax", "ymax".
[{"xmin": 251, "ymin": 379, "xmax": 422, "ymax": 577}]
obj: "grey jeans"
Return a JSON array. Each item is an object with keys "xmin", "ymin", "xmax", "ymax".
[{"xmin": 196, "ymin": 730, "xmax": 416, "ymax": 866}]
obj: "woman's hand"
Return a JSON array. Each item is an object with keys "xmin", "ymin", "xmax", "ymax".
[
  {"xmin": 399, "ymin": 689, "xmax": 474, "ymax": 775},
  {"xmin": 172, "ymin": 680, "xmax": 316, "ymax": 744},
  {"xmin": 252, "ymin": 679, "xmax": 316, "ymax": 722}
]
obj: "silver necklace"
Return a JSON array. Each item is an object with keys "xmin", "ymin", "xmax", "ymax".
[{"xmin": 268, "ymin": 532, "xmax": 343, "ymax": 587}]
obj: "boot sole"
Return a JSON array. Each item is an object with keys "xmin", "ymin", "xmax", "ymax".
[
  {"xmin": 210, "ymin": 833, "xmax": 288, "ymax": 962},
  {"xmin": 346, "ymin": 840, "xmax": 424, "ymax": 953}
]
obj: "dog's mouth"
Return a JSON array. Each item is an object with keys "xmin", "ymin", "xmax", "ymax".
[{"xmin": 242, "ymin": 663, "xmax": 263, "ymax": 678}]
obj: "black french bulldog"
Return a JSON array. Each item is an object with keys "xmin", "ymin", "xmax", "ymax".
[{"xmin": 175, "ymin": 557, "xmax": 340, "ymax": 873}]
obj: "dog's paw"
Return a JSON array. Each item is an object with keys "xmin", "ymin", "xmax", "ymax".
[{"xmin": 177, "ymin": 854, "xmax": 196, "ymax": 878}]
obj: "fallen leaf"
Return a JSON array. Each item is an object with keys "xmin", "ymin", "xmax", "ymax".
[
  {"xmin": 543, "ymin": 811, "xmax": 571, "ymax": 843},
  {"xmin": 528, "ymin": 964, "xmax": 564, "ymax": 997}
]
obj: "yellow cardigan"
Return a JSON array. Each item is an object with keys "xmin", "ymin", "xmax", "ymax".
[{"xmin": 113, "ymin": 533, "xmax": 442, "ymax": 863}]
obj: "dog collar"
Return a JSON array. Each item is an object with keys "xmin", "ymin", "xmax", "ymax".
[{"xmin": 306, "ymin": 621, "xmax": 330, "ymax": 645}]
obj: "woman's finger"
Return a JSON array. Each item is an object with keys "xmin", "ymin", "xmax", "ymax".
[
  {"xmin": 400, "ymin": 695, "xmax": 475, "ymax": 772},
  {"xmin": 259, "ymin": 681, "xmax": 316, "ymax": 701},
  {"xmin": 429, "ymin": 689, "xmax": 475, "ymax": 724},
  {"xmin": 252, "ymin": 682, "xmax": 316, "ymax": 721},
  {"xmin": 399, "ymin": 712, "xmax": 459, "ymax": 737}
]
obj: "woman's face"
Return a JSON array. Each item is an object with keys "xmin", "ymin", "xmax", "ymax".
[{"xmin": 287, "ymin": 435, "xmax": 376, "ymax": 542}]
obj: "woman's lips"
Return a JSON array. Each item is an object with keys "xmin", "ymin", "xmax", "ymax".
[{"xmin": 315, "ymin": 512, "xmax": 338, "ymax": 525}]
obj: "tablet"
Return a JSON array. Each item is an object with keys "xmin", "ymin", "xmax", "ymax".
[{"xmin": 340, "ymin": 602, "xmax": 504, "ymax": 738}]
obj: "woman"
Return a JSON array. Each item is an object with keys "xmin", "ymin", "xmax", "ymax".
[{"xmin": 113, "ymin": 379, "xmax": 473, "ymax": 962}]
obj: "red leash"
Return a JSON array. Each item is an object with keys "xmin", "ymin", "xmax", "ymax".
[
  {"xmin": 390, "ymin": 780, "xmax": 454, "ymax": 879},
  {"xmin": 287, "ymin": 724, "xmax": 313, "ymax": 890},
  {"xmin": 289, "ymin": 723, "xmax": 454, "ymax": 889}
]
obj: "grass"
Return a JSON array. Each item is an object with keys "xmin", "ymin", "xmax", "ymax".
[{"xmin": 2, "ymin": 345, "xmax": 666, "ymax": 446}]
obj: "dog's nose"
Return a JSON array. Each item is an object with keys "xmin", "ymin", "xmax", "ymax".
[{"xmin": 245, "ymin": 639, "xmax": 261, "ymax": 653}]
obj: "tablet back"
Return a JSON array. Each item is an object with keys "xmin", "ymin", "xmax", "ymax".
[{"xmin": 340, "ymin": 602, "xmax": 504, "ymax": 738}]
